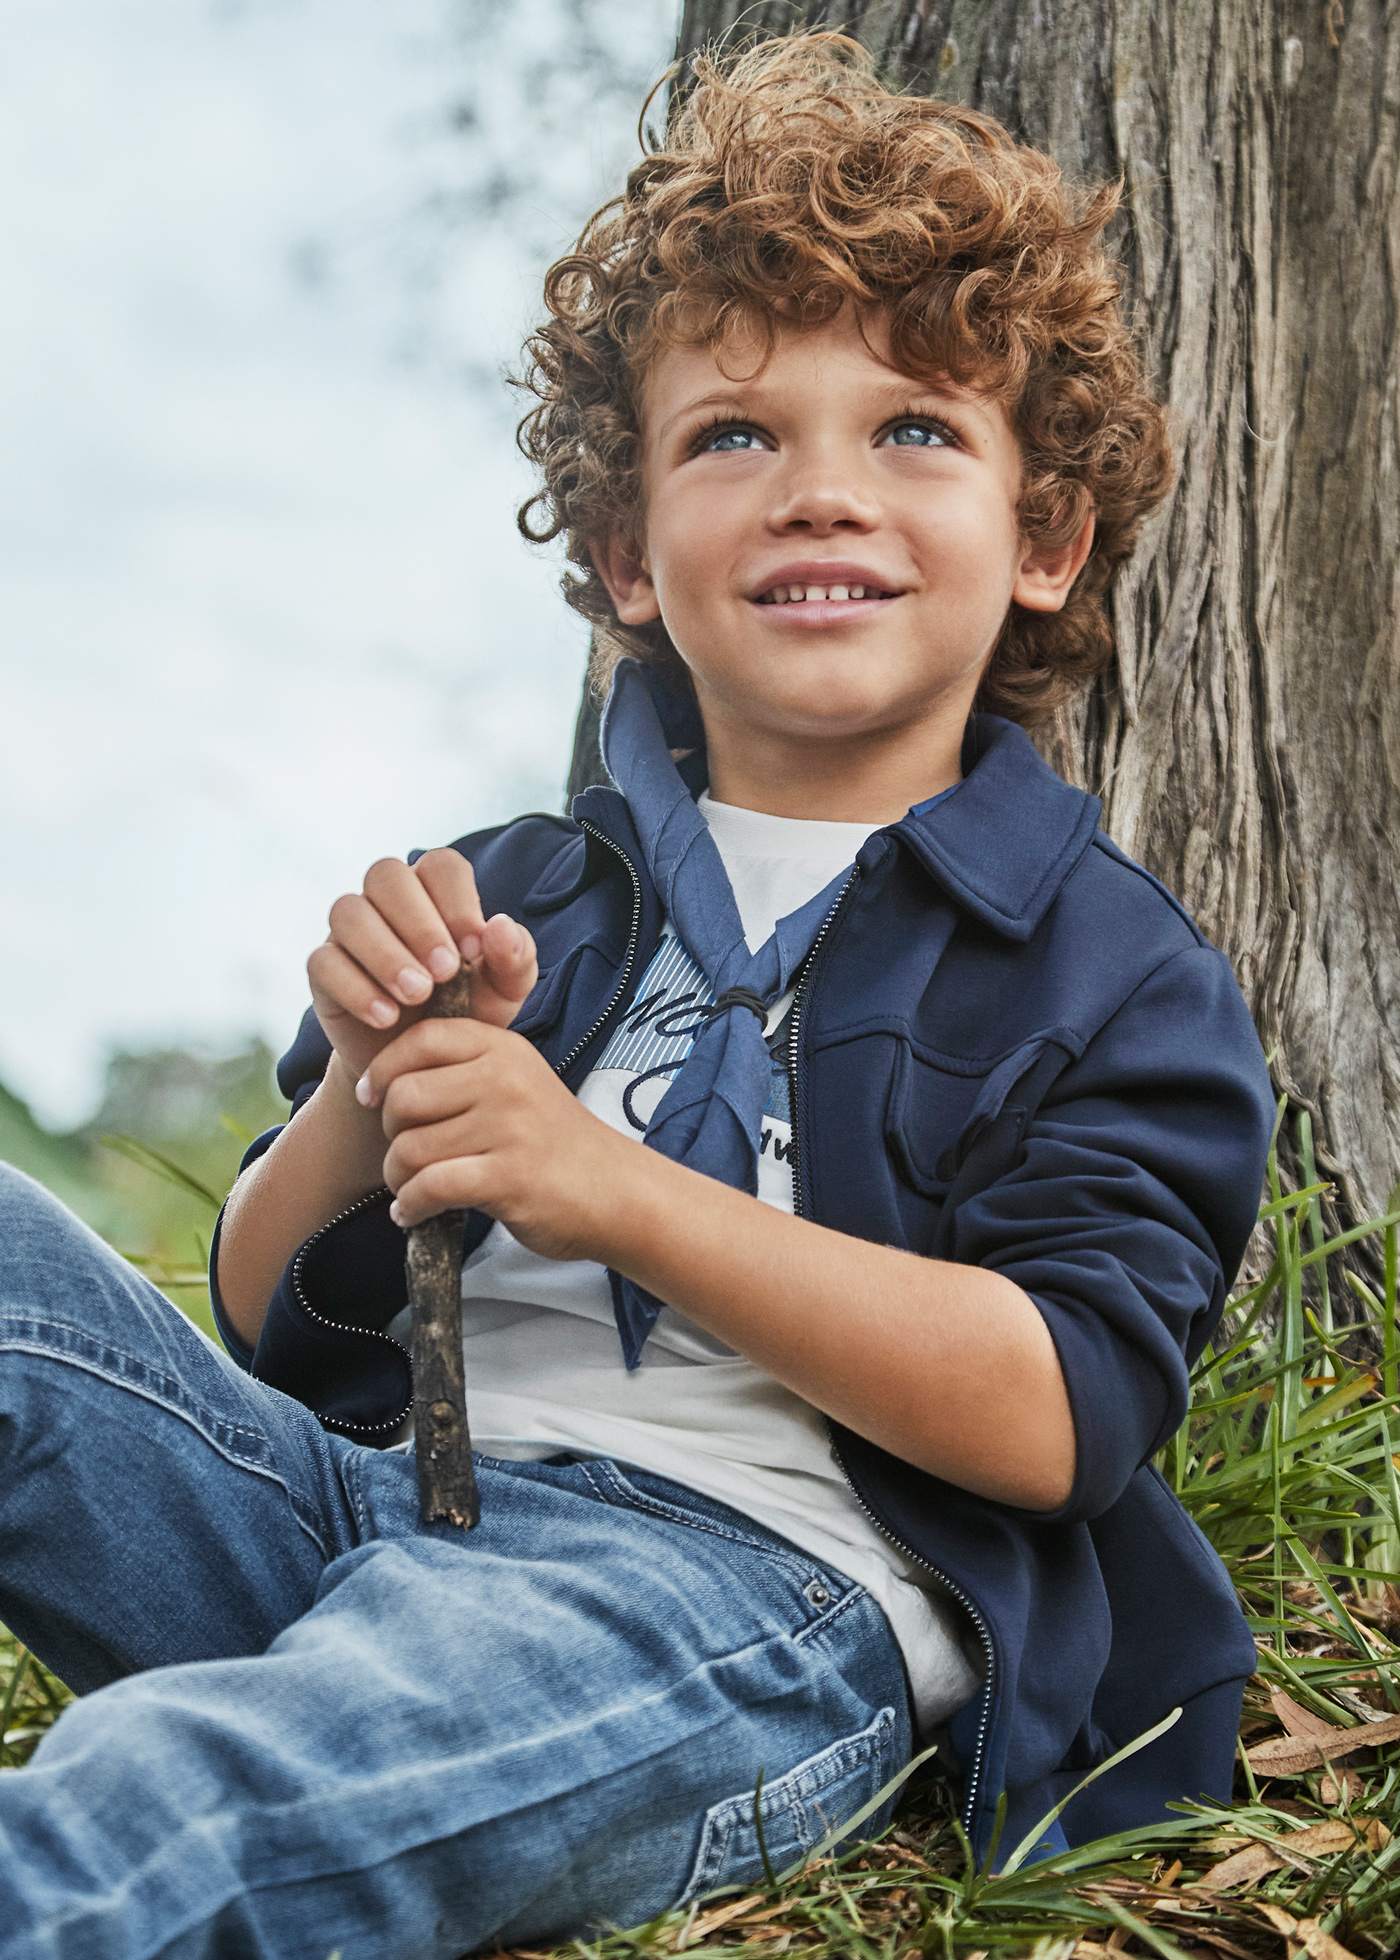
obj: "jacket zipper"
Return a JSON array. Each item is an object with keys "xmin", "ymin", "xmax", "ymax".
[
  {"xmin": 288, "ymin": 816, "xmax": 647, "ymax": 1395},
  {"xmin": 784, "ymin": 862, "xmax": 998, "ymax": 1848},
  {"xmin": 554, "ymin": 818, "xmax": 645, "ymax": 1079}
]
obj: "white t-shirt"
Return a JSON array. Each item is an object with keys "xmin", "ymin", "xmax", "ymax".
[{"xmin": 385, "ymin": 789, "xmax": 986, "ymax": 1736}]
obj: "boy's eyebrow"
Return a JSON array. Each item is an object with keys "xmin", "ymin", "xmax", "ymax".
[{"xmin": 656, "ymin": 380, "xmax": 994, "ymax": 443}]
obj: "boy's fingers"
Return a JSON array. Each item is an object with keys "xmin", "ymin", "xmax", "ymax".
[
  {"xmin": 445, "ymin": 914, "xmax": 539, "ymax": 1030},
  {"xmin": 308, "ymin": 936, "xmax": 402, "ymax": 1030},
  {"xmin": 479, "ymin": 914, "xmax": 538, "ymax": 994},
  {"xmin": 357, "ymin": 857, "xmax": 470, "ymax": 991},
  {"xmin": 327, "ymin": 890, "xmax": 445, "ymax": 1008},
  {"xmin": 413, "ymin": 848, "xmax": 489, "ymax": 962}
]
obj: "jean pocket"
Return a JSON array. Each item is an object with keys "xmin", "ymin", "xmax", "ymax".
[{"xmin": 676, "ymin": 1703, "xmax": 901, "ymax": 1910}]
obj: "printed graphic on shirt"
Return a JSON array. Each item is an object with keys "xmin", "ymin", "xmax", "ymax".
[{"xmin": 582, "ymin": 926, "xmax": 798, "ymax": 1211}]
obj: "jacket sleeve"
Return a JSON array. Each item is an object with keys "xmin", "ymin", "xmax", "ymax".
[
  {"xmin": 945, "ymin": 941, "xmax": 1277, "ymax": 1529},
  {"xmin": 206, "ymin": 1002, "xmax": 336, "ymax": 1371},
  {"xmin": 204, "ymin": 810, "xmax": 557, "ymax": 1378}
]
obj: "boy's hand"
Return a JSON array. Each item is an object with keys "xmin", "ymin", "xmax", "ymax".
[
  {"xmin": 356, "ymin": 1017, "xmax": 628, "ymax": 1265},
  {"xmin": 306, "ymin": 850, "xmax": 539, "ymax": 1084}
]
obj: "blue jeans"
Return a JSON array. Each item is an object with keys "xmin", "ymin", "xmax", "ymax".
[{"xmin": 0, "ymin": 1163, "xmax": 916, "ymax": 1958}]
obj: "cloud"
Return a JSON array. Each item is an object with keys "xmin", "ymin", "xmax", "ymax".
[{"xmin": 0, "ymin": 0, "xmax": 674, "ymax": 1128}]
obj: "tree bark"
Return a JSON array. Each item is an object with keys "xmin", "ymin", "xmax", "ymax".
[{"xmin": 565, "ymin": 0, "xmax": 1400, "ymax": 1323}]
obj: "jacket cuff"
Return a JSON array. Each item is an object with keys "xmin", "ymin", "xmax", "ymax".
[
  {"xmin": 996, "ymin": 1283, "xmax": 1177, "ymax": 1526},
  {"xmin": 250, "ymin": 1186, "xmax": 413, "ymax": 1440}
]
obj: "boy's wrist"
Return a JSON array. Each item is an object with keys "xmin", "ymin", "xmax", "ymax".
[
  {"xmin": 583, "ymin": 1129, "xmax": 679, "ymax": 1274},
  {"xmin": 320, "ymin": 1052, "xmax": 391, "ymax": 1182}
]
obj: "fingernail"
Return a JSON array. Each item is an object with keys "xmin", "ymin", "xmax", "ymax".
[
  {"xmin": 459, "ymin": 931, "xmax": 482, "ymax": 962},
  {"xmin": 355, "ymin": 1072, "xmax": 373, "ymax": 1106},
  {"xmin": 491, "ymin": 914, "xmax": 524, "ymax": 955},
  {"xmin": 389, "ymin": 1199, "xmax": 404, "ymax": 1226},
  {"xmin": 427, "ymin": 944, "xmax": 457, "ymax": 981},
  {"xmin": 368, "ymin": 999, "xmax": 397, "ymax": 1026},
  {"xmin": 396, "ymin": 966, "xmax": 430, "ymax": 1001}
]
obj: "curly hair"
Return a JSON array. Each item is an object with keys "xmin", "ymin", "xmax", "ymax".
[{"xmin": 509, "ymin": 28, "xmax": 1174, "ymax": 732}]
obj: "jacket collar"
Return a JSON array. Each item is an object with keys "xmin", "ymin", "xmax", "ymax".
[
  {"xmin": 569, "ymin": 658, "xmax": 1101, "ymax": 945},
  {"xmin": 887, "ymin": 710, "xmax": 1103, "ymax": 942}
]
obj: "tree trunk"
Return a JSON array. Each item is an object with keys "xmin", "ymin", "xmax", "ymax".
[{"xmin": 565, "ymin": 0, "xmax": 1400, "ymax": 1321}]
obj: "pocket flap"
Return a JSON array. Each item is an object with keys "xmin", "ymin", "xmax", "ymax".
[{"xmin": 886, "ymin": 1032, "xmax": 1078, "ymax": 1196}]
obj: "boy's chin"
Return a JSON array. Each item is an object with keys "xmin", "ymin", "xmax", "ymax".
[{"xmin": 728, "ymin": 683, "xmax": 943, "ymax": 736}]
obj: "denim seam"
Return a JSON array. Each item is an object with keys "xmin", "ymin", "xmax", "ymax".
[
  {"xmin": 0, "ymin": 1326, "xmax": 332, "ymax": 1561},
  {"xmin": 575, "ymin": 1458, "xmax": 833, "ymax": 1594},
  {"xmin": 0, "ymin": 1317, "xmax": 269, "ymax": 1446},
  {"xmin": 343, "ymin": 1450, "xmax": 370, "ymax": 1541},
  {"xmin": 796, "ymin": 1706, "xmax": 896, "ymax": 1803},
  {"xmin": 798, "ymin": 1709, "xmax": 898, "ymax": 1847}
]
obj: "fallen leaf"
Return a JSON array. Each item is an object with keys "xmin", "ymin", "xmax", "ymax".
[
  {"xmin": 675, "ymin": 1891, "xmax": 767, "ymax": 1945},
  {"xmin": 1268, "ymin": 1686, "xmax": 1347, "ymax": 1740},
  {"xmin": 1266, "ymin": 1691, "xmax": 1369, "ymax": 1802},
  {"xmin": 1197, "ymin": 1817, "xmax": 1372, "ymax": 1892},
  {"xmin": 1197, "ymin": 1841, "xmax": 1286, "ymax": 1891},
  {"xmin": 1295, "ymin": 1918, "xmax": 1365, "ymax": 1960},
  {"xmin": 1245, "ymin": 1709, "xmax": 1400, "ymax": 1773}
]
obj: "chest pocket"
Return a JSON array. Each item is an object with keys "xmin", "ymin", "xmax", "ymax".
[{"xmin": 885, "ymin": 1030, "xmax": 1080, "ymax": 1200}]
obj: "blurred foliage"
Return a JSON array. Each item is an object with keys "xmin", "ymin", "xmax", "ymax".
[
  {"xmin": 0, "ymin": 1039, "xmax": 288, "ymax": 1343},
  {"xmin": 278, "ymin": 0, "xmax": 678, "ymax": 399}
]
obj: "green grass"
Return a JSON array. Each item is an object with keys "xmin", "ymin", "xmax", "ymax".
[{"xmin": 4, "ymin": 1088, "xmax": 1399, "ymax": 1958}]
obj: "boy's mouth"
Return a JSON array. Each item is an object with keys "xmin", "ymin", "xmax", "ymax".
[{"xmin": 750, "ymin": 591, "xmax": 901, "ymax": 624}]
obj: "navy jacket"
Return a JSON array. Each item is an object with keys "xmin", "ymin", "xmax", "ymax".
[{"xmin": 208, "ymin": 709, "xmax": 1275, "ymax": 1873}]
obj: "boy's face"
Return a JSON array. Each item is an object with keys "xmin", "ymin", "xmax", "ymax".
[{"xmin": 590, "ymin": 302, "xmax": 1093, "ymax": 817}]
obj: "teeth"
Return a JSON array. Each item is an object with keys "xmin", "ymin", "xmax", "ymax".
[{"xmin": 760, "ymin": 582, "xmax": 889, "ymax": 604}]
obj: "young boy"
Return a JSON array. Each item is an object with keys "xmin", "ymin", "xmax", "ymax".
[{"xmin": 0, "ymin": 29, "xmax": 1276, "ymax": 1955}]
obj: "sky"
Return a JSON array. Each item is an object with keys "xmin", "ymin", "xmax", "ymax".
[{"xmin": 1, "ymin": 0, "xmax": 677, "ymax": 1131}]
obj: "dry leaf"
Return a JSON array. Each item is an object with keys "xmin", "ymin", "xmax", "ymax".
[
  {"xmin": 1250, "ymin": 1897, "xmax": 1367, "ymax": 1960},
  {"xmin": 1269, "ymin": 1686, "xmax": 1346, "ymax": 1739},
  {"xmin": 1245, "ymin": 1709, "xmax": 1400, "ymax": 1773},
  {"xmin": 1197, "ymin": 1817, "xmax": 1372, "ymax": 1892},
  {"xmin": 1294, "ymin": 1919, "xmax": 1365, "ymax": 1960},
  {"xmin": 1320, "ymin": 1764, "xmax": 1366, "ymax": 1803},
  {"xmin": 1198, "ymin": 1841, "xmax": 1287, "ymax": 1891},
  {"xmin": 675, "ymin": 1891, "xmax": 767, "ymax": 1946}
]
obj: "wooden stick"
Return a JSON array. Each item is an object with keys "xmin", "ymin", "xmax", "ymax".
[{"xmin": 404, "ymin": 965, "xmax": 480, "ymax": 1529}]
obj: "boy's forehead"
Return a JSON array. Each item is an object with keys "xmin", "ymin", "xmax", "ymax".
[{"xmin": 637, "ymin": 317, "xmax": 1007, "ymax": 443}]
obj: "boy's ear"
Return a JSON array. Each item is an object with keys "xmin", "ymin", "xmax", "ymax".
[
  {"xmin": 1011, "ymin": 508, "xmax": 1097, "ymax": 614},
  {"xmin": 588, "ymin": 530, "xmax": 662, "ymax": 627}
]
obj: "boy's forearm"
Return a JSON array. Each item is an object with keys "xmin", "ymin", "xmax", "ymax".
[
  {"xmin": 592, "ymin": 1139, "xmax": 1076, "ymax": 1513},
  {"xmin": 215, "ymin": 1054, "xmax": 388, "ymax": 1352}
]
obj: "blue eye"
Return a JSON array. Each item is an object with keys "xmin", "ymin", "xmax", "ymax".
[
  {"xmin": 699, "ymin": 423, "xmax": 758, "ymax": 453},
  {"xmin": 887, "ymin": 418, "xmax": 956, "ymax": 447},
  {"xmin": 688, "ymin": 409, "xmax": 961, "ymax": 454}
]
